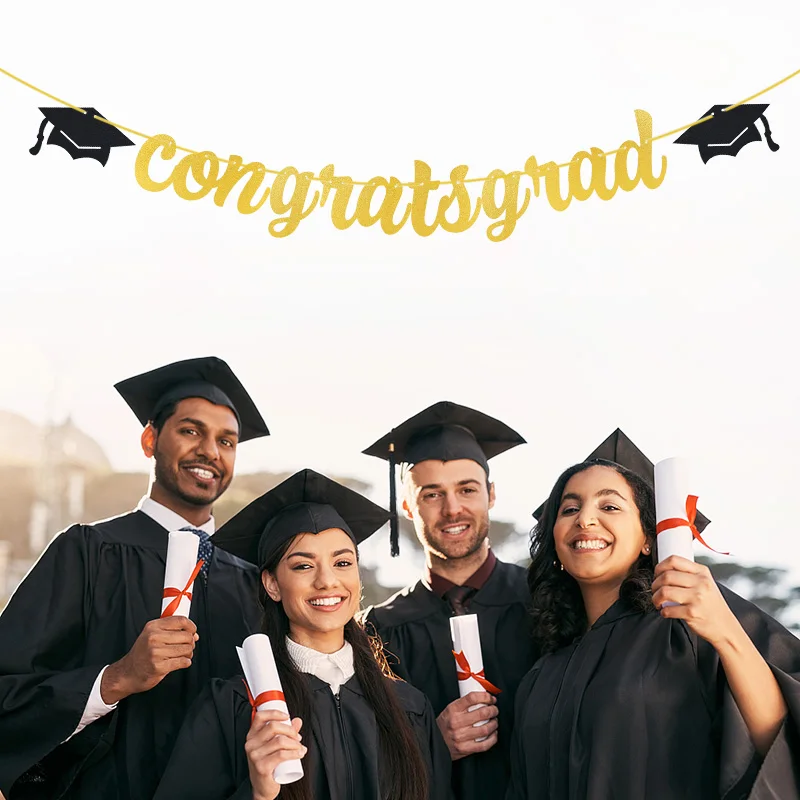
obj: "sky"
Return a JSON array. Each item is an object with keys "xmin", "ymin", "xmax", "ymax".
[{"xmin": 1, "ymin": 1, "xmax": 799, "ymax": 590}]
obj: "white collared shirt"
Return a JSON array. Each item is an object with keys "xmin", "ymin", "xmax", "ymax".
[
  {"xmin": 136, "ymin": 495, "xmax": 215, "ymax": 536},
  {"xmin": 285, "ymin": 637, "xmax": 355, "ymax": 696},
  {"xmin": 66, "ymin": 497, "xmax": 214, "ymax": 742}
]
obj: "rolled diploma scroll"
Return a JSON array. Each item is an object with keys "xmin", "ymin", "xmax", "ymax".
[
  {"xmin": 237, "ymin": 634, "xmax": 304, "ymax": 784},
  {"xmin": 654, "ymin": 457, "xmax": 695, "ymax": 607},
  {"xmin": 450, "ymin": 614, "xmax": 491, "ymax": 742},
  {"xmin": 160, "ymin": 531, "xmax": 200, "ymax": 618}
]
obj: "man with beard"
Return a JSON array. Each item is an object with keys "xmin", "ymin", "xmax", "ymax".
[
  {"xmin": 359, "ymin": 402, "xmax": 539, "ymax": 800},
  {"xmin": 0, "ymin": 356, "xmax": 268, "ymax": 800}
]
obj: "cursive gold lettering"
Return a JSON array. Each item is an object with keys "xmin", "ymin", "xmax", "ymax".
[
  {"xmin": 171, "ymin": 151, "xmax": 219, "ymax": 201},
  {"xmin": 615, "ymin": 110, "xmax": 667, "ymax": 193},
  {"xmin": 355, "ymin": 177, "xmax": 411, "ymax": 234},
  {"xmin": 134, "ymin": 134, "xmax": 178, "ymax": 192},
  {"xmin": 269, "ymin": 167, "xmax": 319, "ymax": 237},
  {"xmin": 409, "ymin": 161, "xmax": 441, "ymax": 237},
  {"xmin": 436, "ymin": 165, "xmax": 482, "ymax": 233},
  {"xmin": 213, "ymin": 157, "xmax": 271, "ymax": 214},
  {"xmin": 482, "ymin": 169, "xmax": 531, "ymax": 242}
]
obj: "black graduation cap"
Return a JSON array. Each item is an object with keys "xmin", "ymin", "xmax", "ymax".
[
  {"xmin": 114, "ymin": 356, "xmax": 269, "ymax": 443},
  {"xmin": 531, "ymin": 428, "xmax": 710, "ymax": 532},
  {"xmin": 674, "ymin": 104, "xmax": 779, "ymax": 164},
  {"xmin": 213, "ymin": 468, "xmax": 391, "ymax": 568},
  {"xmin": 362, "ymin": 401, "xmax": 526, "ymax": 557},
  {"xmin": 29, "ymin": 106, "xmax": 135, "ymax": 167}
]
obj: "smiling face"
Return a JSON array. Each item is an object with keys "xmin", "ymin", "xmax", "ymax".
[
  {"xmin": 261, "ymin": 528, "xmax": 361, "ymax": 651},
  {"xmin": 402, "ymin": 459, "xmax": 495, "ymax": 561},
  {"xmin": 143, "ymin": 396, "xmax": 238, "ymax": 512},
  {"xmin": 553, "ymin": 465, "xmax": 650, "ymax": 589}
]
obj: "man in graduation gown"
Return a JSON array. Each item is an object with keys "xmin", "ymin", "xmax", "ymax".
[
  {"xmin": 0, "ymin": 356, "xmax": 268, "ymax": 800},
  {"xmin": 359, "ymin": 402, "xmax": 539, "ymax": 800}
]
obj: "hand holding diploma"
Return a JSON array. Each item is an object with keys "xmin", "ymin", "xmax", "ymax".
[
  {"xmin": 437, "ymin": 614, "xmax": 501, "ymax": 760},
  {"xmin": 436, "ymin": 692, "xmax": 498, "ymax": 760},
  {"xmin": 100, "ymin": 531, "xmax": 204, "ymax": 704},
  {"xmin": 100, "ymin": 617, "xmax": 199, "ymax": 704},
  {"xmin": 238, "ymin": 634, "xmax": 305, "ymax": 787},
  {"xmin": 246, "ymin": 711, "xmax": 307, "ymax": 800},
  {"xmin": 652, "ymin": 556, "xmax": 741, "ymax": 647}
]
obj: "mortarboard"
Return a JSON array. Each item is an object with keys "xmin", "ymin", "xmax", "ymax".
[
  {"xmin": 30, "ymin": 106, "xmax": 135, "ymax": 167},
  {"xmin": 532, "ymin": 428, "xmax": 710, "ymax": 532},
  {"xmin": 362, "ymin": 401, "xmax": 526, "ymax": 557},
  {"xmin": 213, "ymin": 468, "xmax": 391, "ymax": 568},
  {"xmin": 674, "ymin": 104, "xmax": 780, "ymax": 164},
  {"xmin": 114, "ymin": 356, "xmax": 269, "ymax": 443}
]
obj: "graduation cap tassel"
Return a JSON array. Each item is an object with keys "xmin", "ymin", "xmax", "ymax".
[
  {"xmin": 758, "ymin": 113, "xmax": 780, "ymax": 152},
  {"xmin": 29, "ymin": 118, "xmax": 48, "ymax": 156},
  {"xmin": 389, "ymin": 443, "xmax": 399, "ymax": 558}
]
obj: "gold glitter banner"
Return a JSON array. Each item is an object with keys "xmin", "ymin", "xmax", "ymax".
[{"xmin": 2, "ymin": 65, "xmax": 798, "ymax": 241}]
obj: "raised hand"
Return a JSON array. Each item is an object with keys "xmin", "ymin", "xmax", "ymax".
[{"xmin": 652, "ymin": 556, "xmax": 739, "ymax": 648}]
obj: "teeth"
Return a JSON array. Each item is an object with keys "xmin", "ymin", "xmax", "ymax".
[
  {"xmin": 188, "ymin": 468, "xmax": 214, "ymax": 480},
  {"xmin": 443, "ymin": 525, "xmax": 468, "ymax": 534},
  {"xmin": 573, "ymin": 540, "xmax": 609, "ymax": 551},
  {"xmin": 309, "ymin": 597, "xmax": 343, "ymax": 606}
]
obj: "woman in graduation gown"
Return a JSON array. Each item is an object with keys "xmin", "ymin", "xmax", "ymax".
[
  {"xmin": 507, "ymin": 458, "xmax": 800, "ymax": 800},
  {"xmin": 154, "ymin": 468, "xmax": 452, "ymax": 800}
]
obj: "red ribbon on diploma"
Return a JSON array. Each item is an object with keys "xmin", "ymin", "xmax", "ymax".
[
  {"xmin": 242, "ymin": 679, "xmax": 287, "ymax": 723},
  {"xmin": 452, "ymin": 650, "xmax": 502, "ymax": 694},
  {"xmin": 160, "ymin": 559, "xmax": 205, "ymax": 618},
  {"xmin": 655, "ymin": 495, "xmax": 729, "ymax": 555}
]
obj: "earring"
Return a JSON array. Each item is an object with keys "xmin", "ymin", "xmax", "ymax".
[
  {"xmin": 643, "ymin": 544, "xmax": 651, "ymax": 554},
  {"xmin": 553, "ymin": 560, "xmax": 564, "ymax": 571}
]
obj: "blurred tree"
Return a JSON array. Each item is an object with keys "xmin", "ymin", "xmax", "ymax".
[{"xmin": 699, "ymin": 555, "xmax": 800, "ymax": 632}]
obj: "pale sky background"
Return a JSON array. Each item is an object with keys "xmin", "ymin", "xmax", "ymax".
[{"xmin": 1, "ymin": 1, "xmax": 799, "ymax": 591}]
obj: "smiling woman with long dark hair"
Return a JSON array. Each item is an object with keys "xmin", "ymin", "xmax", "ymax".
[
  {"xmin": 153, "ymin": 469, "xmax": 451, "ymax": 800},
  {"xmin": 507, "ymin": 458, "xmax": 800, "ymax": 800}
]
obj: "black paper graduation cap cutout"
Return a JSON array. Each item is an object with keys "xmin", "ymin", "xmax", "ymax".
[
  {"xmin": 674, "ymin": 104, "xmax": 779, "ymax": 164},
  {"xmin": 363, "ymin": 401, "xmax": 526, "ymax": 557},
  {"xmin": 30, "ymin": 106, "xmax": 134, "ymax": 167},
  {"xmin": 532, "ymin": 428, "xmax": 710, "ymax": 533},
  {"xmin": 114, "ymin": 356, "xmax": 269, "ymax": 443},
  {"xmin": 214, "ymin": 468, "xmax": 391, "ymax": 568}
]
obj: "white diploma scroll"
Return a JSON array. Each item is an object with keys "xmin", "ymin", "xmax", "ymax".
[
  {"xmin": 237, "ymin": 634, "xmax": 304, "ymax": 785},
  {"xmin": 450, "ymin": 614, "xmax": 497, "ymax": 743},
  {"xmin": 655, "ymin": 458, "xmax": 696, "ymax": 608},
  {"xmin": 654, "ymin": 457, "xmax": 696, "ymax": 565},
  {"xmin": 160, "ymin": 530, "xmax": 201, "ymax": 618}
]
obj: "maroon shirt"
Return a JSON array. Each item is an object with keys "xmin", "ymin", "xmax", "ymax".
[{"xmin": 425, "ymin": 549, "xmax": 497, "ymax": 597}]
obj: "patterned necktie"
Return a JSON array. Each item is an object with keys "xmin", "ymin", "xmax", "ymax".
[
  {"xmin": 444, "ymin": 585, "xmax": 477, "ymax": 616},
  {"xmin": 181, "ymin": 526, "xmax": 213, "ymax": 580}
]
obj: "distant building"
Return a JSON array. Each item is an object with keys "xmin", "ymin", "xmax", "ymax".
[{"xmin": 0, "ymin": 411, "xmax": 402, "ymax": 608}]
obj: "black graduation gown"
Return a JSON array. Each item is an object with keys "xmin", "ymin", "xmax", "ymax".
[
  {"xmin": 360, "ymin": 558, "xmax": 539, "ymax": 800},
  {"xmin": 506, "ymin": 585, "xmax": 800, "ymax": 800},
  {"xmin": 0, "ymin": 510, "xmax": 262, "ymax": 800},
  {"xmin": 152, "ymin": 671, "xmax": 453, "ymax": 800}
]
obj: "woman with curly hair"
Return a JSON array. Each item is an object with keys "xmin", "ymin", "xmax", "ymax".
[
  {"xmin": 153, "ymin": 469, "xmax": 451, "ymax": 800},
  {"xmin": 506, "ymin": 458, "xmax": 800, "ymax": 799}
]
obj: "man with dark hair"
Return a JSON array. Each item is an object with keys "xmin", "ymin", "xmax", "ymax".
[
  {"xmin": 0, "ymin": 356, "xmax": 268, "ymax": 800},
  {"xmin": 360, "ymin": 401, "xmax": 539, "ymax": 800}
]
